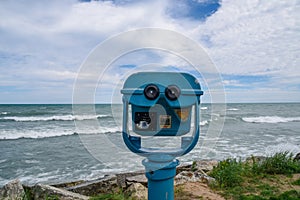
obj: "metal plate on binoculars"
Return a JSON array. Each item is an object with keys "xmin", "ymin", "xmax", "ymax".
[
  {"xmin": 134, "ymin": 112, "xmax": 157, "ymax": 131},
  {"xmin": 159, "ymin": 115, "xmax": 172, "ymax": 129}
]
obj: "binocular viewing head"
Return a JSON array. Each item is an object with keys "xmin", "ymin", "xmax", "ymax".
[{"xmin": 121, "ymin": 72, "xmax": 203, "ymax": 156}]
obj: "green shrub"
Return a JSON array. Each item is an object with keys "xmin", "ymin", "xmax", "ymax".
[
  {"xmin": 22, "ymin": 187, "xmax": 33, "ymax": 200},
  {"xmin": 238, "ymin": 195, "xmax": 267, "ymax": 200},
  {"xmin": 238, "ymin": 190, "xmax": 300, "ymax": 200},
  {"xmin": 209, "ymin": 152, "xmax": 300, "ymax": 200},
  {"xmin": 292, "ymin": 178, "xmax": 300, "ymax": 186},
  {"xmin": 191, "ymin": 161, "xmax": 197, "ymax": 172},
  {"xmin": 269, "ymin": 190, "xmax": 300, "ymax": 200},
  {"xmin": 45, "ymin": 195, "xmax": 60, "ymax": 200},
  {"xmin": 209, "ymin": 158, "xmax": 244, "ymax": 188},
  {"xmin": 256, "ymin": 152, "xmax": 300, "ymax": 175},
  {"xmin": 258, "ymin": 184, "xmax": 277, "ymax": 197}
]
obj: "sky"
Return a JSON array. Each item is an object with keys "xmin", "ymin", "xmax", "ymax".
[{"xmin": 0, "ymin": 0, "xmax": 299, "ymax": 104}]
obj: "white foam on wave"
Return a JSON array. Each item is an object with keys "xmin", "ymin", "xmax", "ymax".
[
  {"xmin": 265, "ymin": 143, "xmax": 300, "ymax": 156},
  {"xmin": 1, "ymin": 112, "xmax": 8, "ymax": 115},
  {"xmin": 2, "ymin": 114, "xmax": 110, "ymax": 122},
  {"xmin": 242, "ymin": 116, "xmax": 300, "ymax": 124},
  {"xmin": 0, "ymin": 159, "xmax": 7, "ymax": 164},
  {"xmin": 200, "ymin": 107, "xmax": 208, "ymax": 110},
  {"xmin": 228, "ymin": 108, "xmax": 239, "ymax": 111},
  {"xmin": 0, "ymin": 126, "xmax": 121, "ymax": 140},
  {"xmin": 0, "ymin": 164, "xmax": 131, "ymax": 187},
  {"xmin": 17, "ymin": 172, "xmax": 63, "ymax": 187},
  {"xmin": 75, "ymin": 126, "xmax": 121, "ymax": 135},
  {"xmin": 0, "ymin": 177, "xmax": 8, "ymax": 188},
  {"xmin": 200, "ymin": 120, "xmax": 209, "ymax": 126},
  {"xmin": 0, "ymin": 130, "xmax": 75, "ymax": 140},
  {"xmin": 24, "ymin": 159, "xmax": 40, "ymax": 164}
]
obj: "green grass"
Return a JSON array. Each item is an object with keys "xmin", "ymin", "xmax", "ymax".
[
  {"xmin": 90, "ymin": 189, "xmax": 134, "ymax": 200},
  {"xmin": 254, "ymin": 152, "xmax": 300, "ymax": 175},
  {"xmin": 272, "ymin": 190, "xmax": 300, "ymax": 200},
  {"xmin": 209, "ymin": 158, "xmax": 244, "ymax": 188},
  {"xmin": 238, "ymin": 190, "xmax": 300, "ymax": 200},
  {"xmin": 292, "ymin": 178, "xmax": 300, "ymax": 186},
  {"xmin": 191, "ymin": 161, "xmax": 197, "ymax": 172},
  {"xmin": 208, "ymin": 151, "xmax": 300, "ymax": 200},
  {"xmin": 45, "ymin": 195, "xmax": 60, "ymax": 200},
  {"xmin": 22, "ymin": 186, "xmax": 33, "ymax": 200},
  {"xmin": 90, "ymin": 193, "xmax": 132, "ymax": 200}
]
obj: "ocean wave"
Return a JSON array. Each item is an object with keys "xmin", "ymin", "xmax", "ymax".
[
  {"xmin": 0, "ymin": 165, "xmax": 127, "ymax": 188},
  {"xmin": 0, "ymin": 127, "xmax": 121, "ymax": 140},
  {"xmin": 200, "ymin": 107, "xmax": 208, "ymax": 110},
  {"xmin": 0, "ymin": 132, "xmax": 75, "ymax": 140},
  {"xmin": 1, "ymin": 114, "xmax": 110, "ymax": 122},
  {"xmin": 0, "ymin": 159, "xmax": 6, "ymax": 164},
  {"xmin": 1, "ymin": 112, "xmax": 8, "ymax": 115},
  {"xmin": 200, "ymin": 120, "xmax": 209, "ymax": 126},
  {"xmin": 265, "ymin": 143, "xmax": 300, "ymax": 156},
  {"xmin": 242, "ymin": 116, "xmax": 300, "ymax": 124},
  {"xmin": 228, "ymin": 108, "xmax": 239, "ymax": 111}
]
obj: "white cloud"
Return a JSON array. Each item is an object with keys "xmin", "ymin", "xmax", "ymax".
[
  {"xmin": 222, "ymin": 79, "xmax": 242, "ymax": 87},
  {"xmin": 0, "ymin": 0, "xmax": 299, "ymax": 103},
  {"xmin": 45, "ymin": 0, "xmax": 176, "ymax": 36},
  {"xmin": 33, "ymin": 69, "xmax": 78, "ymax": 80},
  {"xmin": 196, "ymin": 0, "xmax": 299, "ymax": 76}
]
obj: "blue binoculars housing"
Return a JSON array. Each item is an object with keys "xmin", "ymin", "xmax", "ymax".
[{"xmin": 121, "ymin": 72, "xmax": 203, "ymax": 157}]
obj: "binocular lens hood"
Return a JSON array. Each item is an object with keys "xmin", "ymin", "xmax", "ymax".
[
  {"xmin": 165, "ymin": 85, "xmax": 181, "ymax": 101},
  {"xmin": 144, "ymin": 84, "xmax": 160, "ymax": 100}
]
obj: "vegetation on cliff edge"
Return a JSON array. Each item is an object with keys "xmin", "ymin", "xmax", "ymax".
[{"xmin": 209, "ymin": 151, "xmax": 300, "ymax": 200}]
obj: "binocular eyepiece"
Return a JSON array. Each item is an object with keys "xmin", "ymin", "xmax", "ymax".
[
  {"xmin": 165, "ymin": 85, "xmax": 181, "ymax": 101},
  {"xmin": 144, "ymin": 84, "xmax": 181, "ymax": 101},
  {"xmin": 144, "ymin": 84, "xmax": 160, "ymax": 100}
]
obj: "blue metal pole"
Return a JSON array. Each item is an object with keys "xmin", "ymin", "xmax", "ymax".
[{"xmin": 143, "ymin": 156, "xmax": 179, "ymax": 200}]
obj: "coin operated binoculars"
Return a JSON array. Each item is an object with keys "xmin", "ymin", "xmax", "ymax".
[{"xmin": 121, "ymin": 72, "xmax": 203, "ymax": 200}]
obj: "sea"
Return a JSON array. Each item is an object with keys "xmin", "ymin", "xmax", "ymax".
[{"xmin": 0, "ymin": 103, "xmax": 300, "ymax": 187}]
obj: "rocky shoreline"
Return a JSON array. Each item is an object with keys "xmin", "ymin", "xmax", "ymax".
[
  {"xmin": 2, "ymin": 153, "xmax": 300, "ymax": 200},
  {"xmin": 0, "ymin": 160, "xmax": 219, "ymax": 200}
]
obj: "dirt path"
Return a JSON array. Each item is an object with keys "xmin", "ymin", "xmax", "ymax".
[{"xmin": 176, "ymin": 182, "xmax": 225, "ymax": 200}]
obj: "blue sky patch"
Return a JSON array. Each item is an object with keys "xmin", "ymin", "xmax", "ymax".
[
  {"xmin": 166, "ymin": 0, "xmax": 221, "ymax": 21},
  {"xmin": 119, "ymin": 64, "xmax": 136, "ymax": 69},
  {"xmin": 79, "ymin": 0, "xmax": 221, "ymax": 21},
  {"xmin": 222, "ymin": 74, "xmax": 270, "ymax": 89}
]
